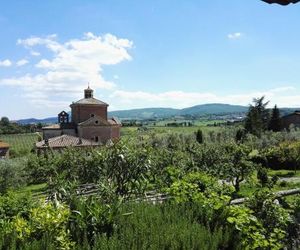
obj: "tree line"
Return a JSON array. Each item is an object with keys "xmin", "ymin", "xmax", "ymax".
[
  {"xmin": 245, "ymin": 96, "xmax": 282, "ymax": 136},
  {"xmin": 0, "ymin": 117, "xmax": 43, "ymax": 134}
]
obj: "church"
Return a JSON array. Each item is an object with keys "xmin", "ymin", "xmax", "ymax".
[{"xmin": 36, "ymin": 86, "xmax": 121, "ymax": 151}]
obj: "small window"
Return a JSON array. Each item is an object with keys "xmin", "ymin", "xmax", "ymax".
[
  {"xmin": 95, "ymin": 136, "xmax": 99, "ymax": 142},
  {"xmin": 95, "ymin": 120, "xmax": 99, "ymax": 124},
  {"xmin": 90, "ymin": 114, "xmax": 95, "ymax": 118}
]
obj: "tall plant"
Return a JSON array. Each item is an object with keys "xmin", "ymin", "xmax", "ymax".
[{"xmin": 245, "ymin": 96, "xmax": 270, "ymax": 137}]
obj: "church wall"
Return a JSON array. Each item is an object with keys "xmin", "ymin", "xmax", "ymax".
[
  {"xmin": 43, "ymin": 129, "xmax": 76, "ymax": 140},
  {"xmin": 78, "ymin": 126, "xmax": 112, "ymax": 143},
  {"xmin": 43, "ymin": 129, "xmax": 62, "ymax": 140},
  {"xmin": 71, "ymin": 105, "xmax": 107, "ymax": 124},
  {"xmin": 111, "ymin": 126, "xmax": 121, "ymax": 139}
]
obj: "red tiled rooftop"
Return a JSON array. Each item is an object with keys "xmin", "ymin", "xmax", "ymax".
[
  {"xmin": 36, "ymin": 134, "xmax": 98, "ymax": 149},
  {"xmin": 0, "ymin": 141, "xmax": 9, "ymax": 148},
  {"xmin": 71, "ymin": 97, "xmax": 108, "ymax": 106}
]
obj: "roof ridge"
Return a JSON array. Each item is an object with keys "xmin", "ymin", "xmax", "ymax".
[{"xmin": 71, "ymin": 97, "xmax": 109, "ymax": 106}]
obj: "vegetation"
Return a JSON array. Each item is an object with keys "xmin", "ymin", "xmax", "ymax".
[
  {"xmin": 268, "ymin": 105, "xmax": 281, "ymax": 132},
  {"xmin": 0, "ymin": 133, "xmax": 40, "ymax": 157},
  {"xmin": 0, "ymin": 117, "xmax": 39, "ymax": 135},
  {"xmin": 1, "ymin": 100, "xmax": 300, "ymax": 249},
  {"xmin": 245, "ymin": 96, "xmax": 270, "ymax": 136}
]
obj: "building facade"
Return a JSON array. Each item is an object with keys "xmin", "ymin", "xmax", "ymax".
[
  {"xmin": 38, "ymin": 87, "xmax": 121, "ymax": 150},
  {"xmin": 281, "ymin": 111, "xmax": 300, "ymax": 130},
  {"xmin": 0, "ymin": 141, "xmax": 9, "ymax": 159}
]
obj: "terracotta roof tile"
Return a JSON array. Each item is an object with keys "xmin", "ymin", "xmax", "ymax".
[
  {"xmin": 0, "ymin": 141, "xmax": 9, "ymax": 148},
  {"xmin": 78, "ymin": 115, "xmax": 110, "ymax": 126},
  {"xmin": 71, "ymin": 97, "xmax": 108, "ymax": 106},
  {"xmin": 108, "ymin": 117, "xmax": 122, "ymax": 125},
  {"xmin": 36, "ymin": 135, "xmax": 98, "ymax": 149}
]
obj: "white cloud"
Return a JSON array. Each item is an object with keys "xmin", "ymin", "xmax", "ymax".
[
  {"xmin": 16, "ymin": 59, "xmax": 29, "ymax": 66},
  {"xmin": 1, "ymin": 32, "xmax": 133, "ymax": 107},
  {"xmin": 268, "ymin": 86, "xmax": 295, "ymax": 93},
  {"xmin": 108, "ymin": 86, "xmax": 299, "ymax": 110},
  {"xmin": 0, "ymin": 59, "xmax": 12, "ymax": 67},
  {"xmin": 30, "ymin": 51, "xmax": 40, "ymax": 56},
  {"xmin": 227, "ymin": 32, "xmax": 243, "ymax": 40}
]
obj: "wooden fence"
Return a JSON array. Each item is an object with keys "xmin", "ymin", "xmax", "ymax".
[{"xmin": 33, "ymin": 183, "xmax": 300, "ymax": 205}]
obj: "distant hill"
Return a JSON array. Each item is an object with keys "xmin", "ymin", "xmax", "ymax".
[
  {"xmin": 16, "ymin": 103, "xmax": 300, "ymax": 124},
  {"xmin": 17, "ymin": 117, "xmax": 59, "ymax": 125},
  {"xmin": 179, "ymin": 103, "xmax": 248, "ymax": 116},
  {"xmin": 109, "ymin": 104, "xmax": 248, "ymax": 119},
  {"xmin": 109, "ymin": 108, "xmax": 179, "ymax": 119},
  {"xmin": 280, "ymin": 108, "xmax": 300, "ymax": 116}
]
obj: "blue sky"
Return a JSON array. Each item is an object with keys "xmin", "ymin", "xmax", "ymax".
[{"xmin": 1, "ymin": 0, "xmax": 300, "ymax": 119}]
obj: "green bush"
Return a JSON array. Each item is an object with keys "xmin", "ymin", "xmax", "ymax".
[
  {"xmin": 0, "ymin": 158, "xmax": 28, "ymax": 193},
  {"xmin": 263, "ymin": 141, "xmax": 300, "ymax": 171}
]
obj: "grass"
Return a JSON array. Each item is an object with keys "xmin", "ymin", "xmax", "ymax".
[
  {"xmin": 268, "ymin": 169, "xmax": 300, "ymax": 178},
  {"xmin": 18, "ymin": 183, "xmax": 47, "ymax": 194},
  {"xmin": 16, "ymin": 183, "xmax": 48, "ymax": 199},
  {"xmin": 238, "ymin": 179, "xmax": 300, "ymax": 198}
]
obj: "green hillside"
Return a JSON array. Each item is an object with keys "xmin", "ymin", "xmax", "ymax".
[
  {"xmin": 109, "ymin": 108, "xmax": 180, "ymax": 119},
  {"xmin": 109, "ymin": 103, "xmax": 248, "ymax": 119},
  {"xmin": 179, "ymin": 103, "xmax": 248, "ymax": 116}
]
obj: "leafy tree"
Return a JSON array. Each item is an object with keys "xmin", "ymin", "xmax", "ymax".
[
  {"xmin": 0, "ymin": 117, "xmax": 9, "ymax": 126},
  {"xmin": 222, "ymin": 144, "xmax": 255, "ymax": 193},
  {"xmin": 36, "ymin": 122, "xmax": 43, "ymax": 129},
  {"xmin": 257, "ymin": 167, "xmax": 269, "ymax": 187},
  {"xmin": 268, "ymin": 105, "xmax": 281, "ymax": 132},
  {"xmin": 0, "ymin": 116, "xmax": 33, "ymax": 134},
  {"xmin": 245, "ymin": 96, "xmax": 270, "ymax": 137}
]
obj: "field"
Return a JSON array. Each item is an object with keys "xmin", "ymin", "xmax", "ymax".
[
  {"xmin": 0, "ymin": 124, "xmax": 222, "ymax": 157},
  {"xmin": 150, "ymin": 118, "xmax": 226, "ymax": 127},
  {"xmin": 121, "ymin": 124, "xmax": 226, "ymax": 137},
  {"xmin": 0, "ymin": 133, "xmax": 40, "ymax": 156}
]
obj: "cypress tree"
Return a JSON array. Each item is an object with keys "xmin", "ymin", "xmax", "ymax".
[
  {"xmin": 195, "ymin": 129, "xmax": 204, "ymax": 144},
  {"xmin": 244, "ymin": 96, "xmax": 270, "ymax": 136},
  {"xmin": 268, "ymin": 105, "xmax": 281, "ymax": 132}
]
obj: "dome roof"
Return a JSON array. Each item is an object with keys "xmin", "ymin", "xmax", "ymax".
[{"xmin": 71, "ymin": 97, "xmax": 108, "ymax": 106}]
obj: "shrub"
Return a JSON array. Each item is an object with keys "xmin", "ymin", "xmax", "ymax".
[
  {"xmin": 263, "ymin": 141, "xmax": 300, "ymax": 171},
  {"xmin": 92, "ymin": 202, "xmax": 235, "ymax": 250},
  {"xmin": 0, "ymin": 158, "xmax": 27, "ymax": 193},
  {"xmin": 257, "ymin": 167, "xmax": 269, "ymax": 187}
]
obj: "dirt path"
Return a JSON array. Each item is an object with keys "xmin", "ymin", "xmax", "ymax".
[{"xmin": 279, "ymin": 177, "xmax": 300, "ymax": 183}]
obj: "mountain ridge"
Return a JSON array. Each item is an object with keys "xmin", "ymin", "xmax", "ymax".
[{"xmin": 16, "ymin": 103, "xmax": 299, "ymax": 124}]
